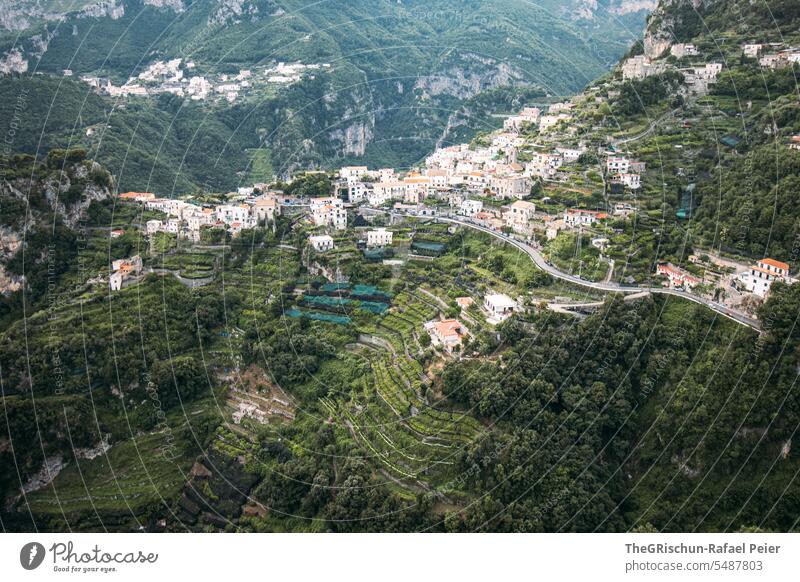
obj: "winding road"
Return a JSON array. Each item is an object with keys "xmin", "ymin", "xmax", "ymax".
[
  {"xmin": 372, "ymin": 208, "xmax": 761, "ymax": 331},
  {"xmin": 436, "ymin": 215, "xmax": 760, "ymax": 331}
]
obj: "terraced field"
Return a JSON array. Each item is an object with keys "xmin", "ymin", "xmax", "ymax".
[{"xmin": 322, "ymin": 289, "xmax": 485, "ymax": 490}]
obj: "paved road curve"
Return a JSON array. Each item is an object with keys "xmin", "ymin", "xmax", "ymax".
[{"xmin": 433, "ymin": 215, "xmax": 762, "ymax": 331}]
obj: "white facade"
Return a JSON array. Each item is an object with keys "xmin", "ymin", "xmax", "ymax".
[
  {"xmin": 738, "ymin": 259, "xmax": 791, "ymax": 297},
  {"xmin": 606, "ymin": 156, "xmax": 630, "ymax": 175},
  {"xmin": 217, "ymin": 204, "xmax": 251, "ymax": 224},
  {"xmin": 310, "ymin": 197, "xmax": 347, "ymax": 230},
  {"xmin": 146, "ymin": 219, "xmax": 163, "ymax": 235},
  {"xmin": 484, "ymin": 293, "xmax": 518, "ymax": 323},
  {"xmin": 564, "ymin": 209, "xmax": 606, "ymax": 227},
  {"xmin": 366, "ymin": 228, "xmax": 393, "ymax": 248},
  {"xmin": 619, "ymin": 173, "xmax": 641, "ymax": 189},
  {"xmin": 339, "ymin": 166, "xmax": 369, "ymax": 181},
  {"xmin": 309, "ymin": 235, "xmax": 334, "ymax": 252},
  {"xmin": 459, "ymin": 199, "xmax": 483, "ymax": 217}
]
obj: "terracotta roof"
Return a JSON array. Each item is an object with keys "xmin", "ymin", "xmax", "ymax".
[
  {"xmin": 119, "ymin": 191, "xmax": 154, "ymax": 199},
  {"xmin": 760, "ymin": 258, "xmax": 789, "ymax": 271},
  {"xmin": 433, "ymin": 319, "xmax": 464, "ymax": 339},
  {"xmin": 456, "ymin": 297, "xmax": 474, "ymax": 308}
]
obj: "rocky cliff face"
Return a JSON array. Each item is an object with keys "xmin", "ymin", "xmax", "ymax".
[
  {"xmin": 414, "ymin": 56, "xmax": 527, "ymax": 101},
  {"xmin": 0, "ymin": 151, "xmax": 113, "ymax": 295},
  {"xmin": 642, "ymin": 0, "xmax": 719, "ymax": 57},
  {"xmin": 0, "ymin": 0, "xmax": 184, "ymax": 31}
]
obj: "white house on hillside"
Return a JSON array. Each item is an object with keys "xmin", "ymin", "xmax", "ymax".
[
  {"xmin": 484, "ymin": 293, "xmax": 518, "ymax": 324},
  {"xmin": 309, "ymin": 235, "xmax": 334, "ymax": 252},
  {"xmin": 738, "ymin": 258, "xmax": 792, "ymax": 297},
  {"xmin": 366, "ymin": 228, "xmax": 393, "ymax": 248}
]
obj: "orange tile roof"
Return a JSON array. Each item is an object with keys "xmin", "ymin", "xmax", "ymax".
[
  {"xmin": 119, "ymin": 191, "xmax": 154, "ymax": 199},
  {"xmin": 433, "ymin": 319, "xmax": 463, "ymax": 339},
  {"xmin": 760, "ymin": 258, "xmax": 789, "ymax": 271}
]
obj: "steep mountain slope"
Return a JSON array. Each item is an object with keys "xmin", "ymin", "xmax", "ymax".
[
  {"xmin": 0, "ymin": 0, "xmax": 651, "ymax": 192},
  {"xmin": 2, "ymin": 0, "xmax": 800, "ymax": 534},
  {"xmin": 0, "ymin": 149, "xmax": 114, "ymax": 322}
]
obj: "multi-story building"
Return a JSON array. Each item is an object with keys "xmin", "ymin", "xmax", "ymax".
[
  {"xmin": 670, "ymin": 43, "xmax": 698, "ymax": 58},
  {"xmin": 109, "ymin": 255, "xmax": 143, "ymax": 291},
  {"xmin": 459, "ymin": 199, "xmax": 483, "ymax": 217},
  {"xmin": 339, "ymin": 166, "xmax": 369, "ymax": 181},
  {"xmin": 371, "ymin": 181, "xmax": 406, "ymax": 201},
  {"xmin": 606, "ymin": 156, "xmax": 630, "ymax": 174},
  {"xmin": 618, "ymin": 173, "xmax": 641, "ymax": 190},
  {"xmin": 310, "ymin": 197, "xmax": 347, "ymax": 230},
  {"xmin": 366, "ymin": 228, "xmax": 393, "ymax": 248},
  {"xmin": 425, "ymin": 319, "xmax": 468, "ymax": 353},
  {"xmin": 505, "ymin": 200, "xmax": 536, "ymax": 229},
  {"xmin": 743, "ymin": 44, "xmax": 764, "ymax": 58},
  {"xmin": 490, "ymin": 174, "xmax": 531, "ymax": 199},
  {"xmin": 738, "ymin": 258, "xmax": 791, "ymax": 297},
  {"xmin": 564, "ymin": 208, "xmax": 607, "ymax": 227},
  {"xmin": 621, "ymin": 55, "xmax": 666, "ymax": 80},
  {"xmin": 253, "ymin": 197, "xmax": 280, "ymax": 222}
]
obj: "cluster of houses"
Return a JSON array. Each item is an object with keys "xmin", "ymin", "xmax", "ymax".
[
  {"xmin": 456, "ymin": 199, "xmax": 539, "ymax": 234},
  {"xmin": 656, "ymin": 257, "xmax": 794, "ymax": 300},
  {"xmin": 502, "ymin": 102, "xmax": 575, "ymax": 134},
  {"xmin": 607, "ymin": 155, "xmax": 646, "ymax": 191},
  {"xmin": 120, "ymin": 190, "xmax": 281, "ymax": 241},
  {"xmin": 745, "ymin": 42, "xmax": 800, "ymax": 69},
  {"xmin": 335, "ymin": 143, "xmax": 533, "ymax": 208},
  {"xmin": 621, "ymin": 52, "xmax": 723, "ymax": 95},
  {"xmin": 310, "ymin": 196, "xmax": 347, "ymax": 230},
  {"xmin": 621, "ymin": 40, "xmax": 799, "ymax": 96},
  {"xmin": 655, "ymin": 262, "xmax": 702, "ymax": 290},
  {"xmin": 83, "ymin": 58, "xmax": 330, "ymax": 104},
  {"xmin": 423, "ymin": 292, "xmax": 520, "ymax": 354}
]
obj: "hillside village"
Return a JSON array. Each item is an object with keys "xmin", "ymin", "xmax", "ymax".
[
  {"xmin": 108, "ymin": 32, "xmax": 800, "ymax": 329},
  {"xmin": 6, "ymin": 0, "xmax": 800, "ymax": 540},
  {"xmin": 76, "ymin": 58, "xmax": 331, "ymax": 104}
]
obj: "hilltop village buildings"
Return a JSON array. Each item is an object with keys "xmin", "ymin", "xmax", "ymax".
[{"xmin": 114, "ymin": 58, "xmax": 796, "ymax": 311}]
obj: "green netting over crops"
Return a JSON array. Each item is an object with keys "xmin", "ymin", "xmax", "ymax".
[
  {"xmin": 302, "ymin": 295, "xmax": 389, "ymax": 314},
  {"xmin": 411, "ymin": 241, "xmax": 446, "ymax": 255},
  {"xmin": 322, "ymin": 282, "xmax": 350, "ymax": 293},
  {"xmin": 359, "ymin": 301, "xmax": 390, "ymax": 314},
  {"xmin": 286, "ymin": 309, "xmax": 351, "ymax": 324},
  {"xmin": 351, "ymin": 284, "xmax": 392, "ymax": 301},
  {"xmin": 364, "ymin": 248, "xmax": 390, "ymax": 261},
  {"xmin": 303, "ymin": 295, "xmax": 351, "ymax": 308}
]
